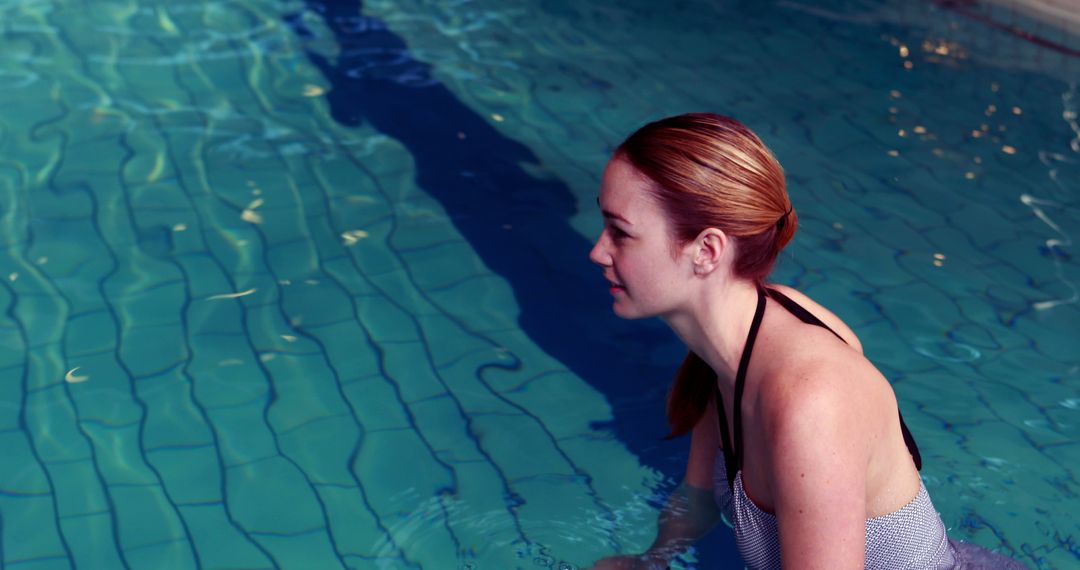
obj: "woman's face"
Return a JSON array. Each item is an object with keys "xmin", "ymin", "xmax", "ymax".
[{"xmin": 589, "ymin": 157, "xmax": 692, "ymax": 319}]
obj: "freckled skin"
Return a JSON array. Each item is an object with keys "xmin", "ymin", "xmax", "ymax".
[{"xmin": 589, "ymin": 157, "xmax": 695, "ymax": 320}]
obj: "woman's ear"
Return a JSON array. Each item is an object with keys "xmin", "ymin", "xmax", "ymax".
[{"xmin": 691, "ymin": 228, "xmax": 728, "ymax": 276}]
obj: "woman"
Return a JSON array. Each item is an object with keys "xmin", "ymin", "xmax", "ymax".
[{"xmin": 588, "ymin": 114, "xmax": 1024, "ymax": 569}]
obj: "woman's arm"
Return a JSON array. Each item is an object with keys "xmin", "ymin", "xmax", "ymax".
[
  {"xmin": 640, "ymin": 482, "xmax": 721, "ymax": 565},
  {"xmin": 765, "ymin": 360, "xmax": 869, "ymax": 569},
  {"xmin": 591, "ymin": 399, "xmax": 723, "ymax": 569},
  {"xmin": 646, "ymin": 393, "xmax": 723, "ymax": 561}
]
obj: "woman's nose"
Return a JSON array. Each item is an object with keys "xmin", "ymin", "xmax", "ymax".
[{"xmin": 589, "ymin": 231, "xmax": 610, "ymax": 266}]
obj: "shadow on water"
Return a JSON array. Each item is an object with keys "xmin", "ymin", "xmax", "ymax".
[{"xmin": 285, "ymin": 0, "xmax": 739, "ymax": 565}]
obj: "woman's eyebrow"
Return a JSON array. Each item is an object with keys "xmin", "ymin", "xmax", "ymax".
[{"xmin": 596, "ymin": 198, "xmax": 631, "ymax": 224}]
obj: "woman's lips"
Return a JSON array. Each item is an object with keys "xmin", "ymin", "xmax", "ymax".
[{"xmin": 604, "ymin": 273, "xmax": 624, "ymax": 293}]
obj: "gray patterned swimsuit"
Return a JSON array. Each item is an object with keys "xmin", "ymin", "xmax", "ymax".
[
  {"xmin": 713, "ymin": 458, "xmax": 959, "ymax": 568},
  {"xmin": 708, "ymin": 288, "xmax": 1025, "ymax": 569}
]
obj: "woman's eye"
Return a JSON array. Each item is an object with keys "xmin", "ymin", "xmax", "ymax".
[{"xmin": 609, "ymin": 225, "xmax": 628, "ymax": 240}]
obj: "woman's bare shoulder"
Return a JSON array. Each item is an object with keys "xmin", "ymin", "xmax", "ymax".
[
  {"xmin": 766, "ymin": 284, "xmax": 863, "ymax": 353},
  {"xmin": 756, "ymin": 349, "xmax": 887, "ymax": 464}
]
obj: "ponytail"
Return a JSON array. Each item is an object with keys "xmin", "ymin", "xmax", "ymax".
[{"xmin": 664, "ymin": 351, "xmax": 716, "ymax": 439}]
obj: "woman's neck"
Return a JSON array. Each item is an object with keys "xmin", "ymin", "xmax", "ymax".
[{"xmin": 663, "ymin": 278, "xmax": 762, "ymax": 389}]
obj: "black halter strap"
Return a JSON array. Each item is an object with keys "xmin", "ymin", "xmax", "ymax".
[{"xmin": 715, "ymin": 287, "xmax": 767, "ymax": 491}]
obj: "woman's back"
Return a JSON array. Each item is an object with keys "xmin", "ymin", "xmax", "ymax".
[
  {"xmin": 727, "ymin": 287, "xmax": 923, "ymax": 521},
  {"xmin": 713, "ymin": 287, "xmax": 952, "ymax": 568}
]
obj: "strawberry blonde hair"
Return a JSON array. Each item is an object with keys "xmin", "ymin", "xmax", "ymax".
[{"xmin": 615, "ymin": 113, "xmax": 797, "ymax": 437}]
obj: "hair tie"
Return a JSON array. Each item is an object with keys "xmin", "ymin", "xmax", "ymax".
[{"xmin": 776, "ymin": 205, "xmax": 793, "ymax": 231}]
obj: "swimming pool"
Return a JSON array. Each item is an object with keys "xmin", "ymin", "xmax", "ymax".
[{"xmin": 0, "ymin": 0, "xmax": 1075, "ymax": 568}]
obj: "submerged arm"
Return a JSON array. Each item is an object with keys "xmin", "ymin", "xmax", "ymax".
[
  {"xmin": 592, "ymin": 399, "xmax": 723, "ymax": 569},
  {"xmin": 640, "ymin": 478, "xmax": 722, "ymax": 565}
]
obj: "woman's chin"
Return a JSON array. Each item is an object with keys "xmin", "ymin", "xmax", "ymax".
[{"xmin": 612, "ymin": 301, "xmax": 650, "ymax": 320}]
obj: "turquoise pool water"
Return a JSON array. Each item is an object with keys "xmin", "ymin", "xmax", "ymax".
[{"xmin": 0, "ymin": 0, "xmax": 1076, "ymax": 568}]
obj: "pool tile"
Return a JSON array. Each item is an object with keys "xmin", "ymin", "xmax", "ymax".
[
  {"xmin": 58, "ymin": 511, "xmax": 126, "ymax": 569},
  {"xmin": 187, "ymin": 300, "xmax": 247, "ymax": 337},
  {"xmin": 424, "ymin": 274, "xmax": 521, "ymax": 332},
  {"xmin": 0, "ymin": 366, "xmax": 25, "ymax": 431},
  {"xmin": 321, "ymin": 257, "xmax": 381, "ymax": 297},
  {"xmin": 375, "ymin": 496, "xmax": 460, "ymax": 570},
  {"xmin": 0, "ymin": 432, "xmax": 52, "ymax": 496},
  {"xmin": 189, "ymin": 364, "xmax": 269, "ymax": 412},
  {"xmin": 881, "ymin": 284, "xmax": 967, "ymax": 337},
  {"xmin": 315, "ymin": 484, "xmax": 393, "ymax": 558},
  {"xmin": 173, "ymin": 255, "xmax": 238, "ymax": 301},
  {"xmin": 81, "ymin": 423, "xmax": 160, "ymax": 486},
  {"xmin": 415, "ymin": 314, "xmax": 486, "ymax": 364},
  {"xmin": 306, "ymin": 320, "xmax": 383, "ymax": 380},
  {"xmin": 122, "ymin": 538, "xmax": 196, "ymax": 570},
  {"xmin": 1014, "ymin": 308, "xmax": 1080, "ymax": 362},
  {"xmin": 176, "ymin": 504, "xmax": 275, "ymax": 569},
  {"xmin": 499, "ymin": 371, "xmax": 612, "ymax": 440},
  {"xmin": 46, "ymin": 459, "xmax": 109, "ymax": 519},
  {"xmin": 0, "ymin": 495, "xmax": 70, "ymax": 566},
  {"xmin": 366, "ymin": 269, "xmax": 443, "ymax": 317},
  {"xmin": 468, "ymin": 414, "xmax": 575, "ymax": 481},
  {"xmin": 262, "ymin": 353, "xmax": 353, "ymax": 433},
  {"xmin": 410, "ymin": 398, "xmax": 485, "ymax": 462},
  {"xmin": 341, "ymin": 377, "xmax": 412, "ymax": 431},
  {"xmin": 137, "ymin": 370, "xmax": 215, "ymax": 450},
  {"xmin": 353, "ymin": 296, "xmax": 419, "ymax": 344},
  {"xmin": 513, "ymin": 477, "xmax": 617, "ymax": 555},
  {"xmin": 24, "ymin": 389, "xmax": 92, "ymax": 463},
  {"xmin": 399, "ymin": 241, "xmax": 486, "ymax": 291},
  {"xmin": 280, "ymin": 279, "xmax": 356, "ymax": 329},
  {"xmin": 352, "ymin": 429, "xmax": 453, "ymax": 520},
  {"xmin": 145, "ymin": 444, "xmax": 223, "ymax": 505},
  {"xmin": 248, "ymin": 530, "xmax": 347, "ymax": 570},
  {"xmin": 224, "ymin": 456, "xmax": 336, "ymax": 543},
  {"xmin": 113, "ymin": 280, "xmax": 186, "ymax": 329},
  {"xmin": 435, "ymin": 353, "xmax": 521, "ymax": 417},
  {"xmin": 383, "ymin": 343, "xmax": 446, "ymax": 403},
  {"xmin": 277, "ymin": 414, "xmax": 362, "ymax": 486},
  {"xmin": 15, "ymin": 296, "xmax": 66, "ymax": 349},
  {"xmin": 63, "ymin": 310, "xmax": 117, "ymax": 359},
  {"xmin": 342, "ymin": 220, "xmax": 398, "ymax": 276},
  {"xmin": 205, "ymin": 404, "xmax": 278, "ymax": 468},
  {"xmin": 2, "ymin": 556, "xmax": 72, "ymax": 570},
  {"xmin": 65, "ymin": 353, "xmax": 144, "ymax": 425}
]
